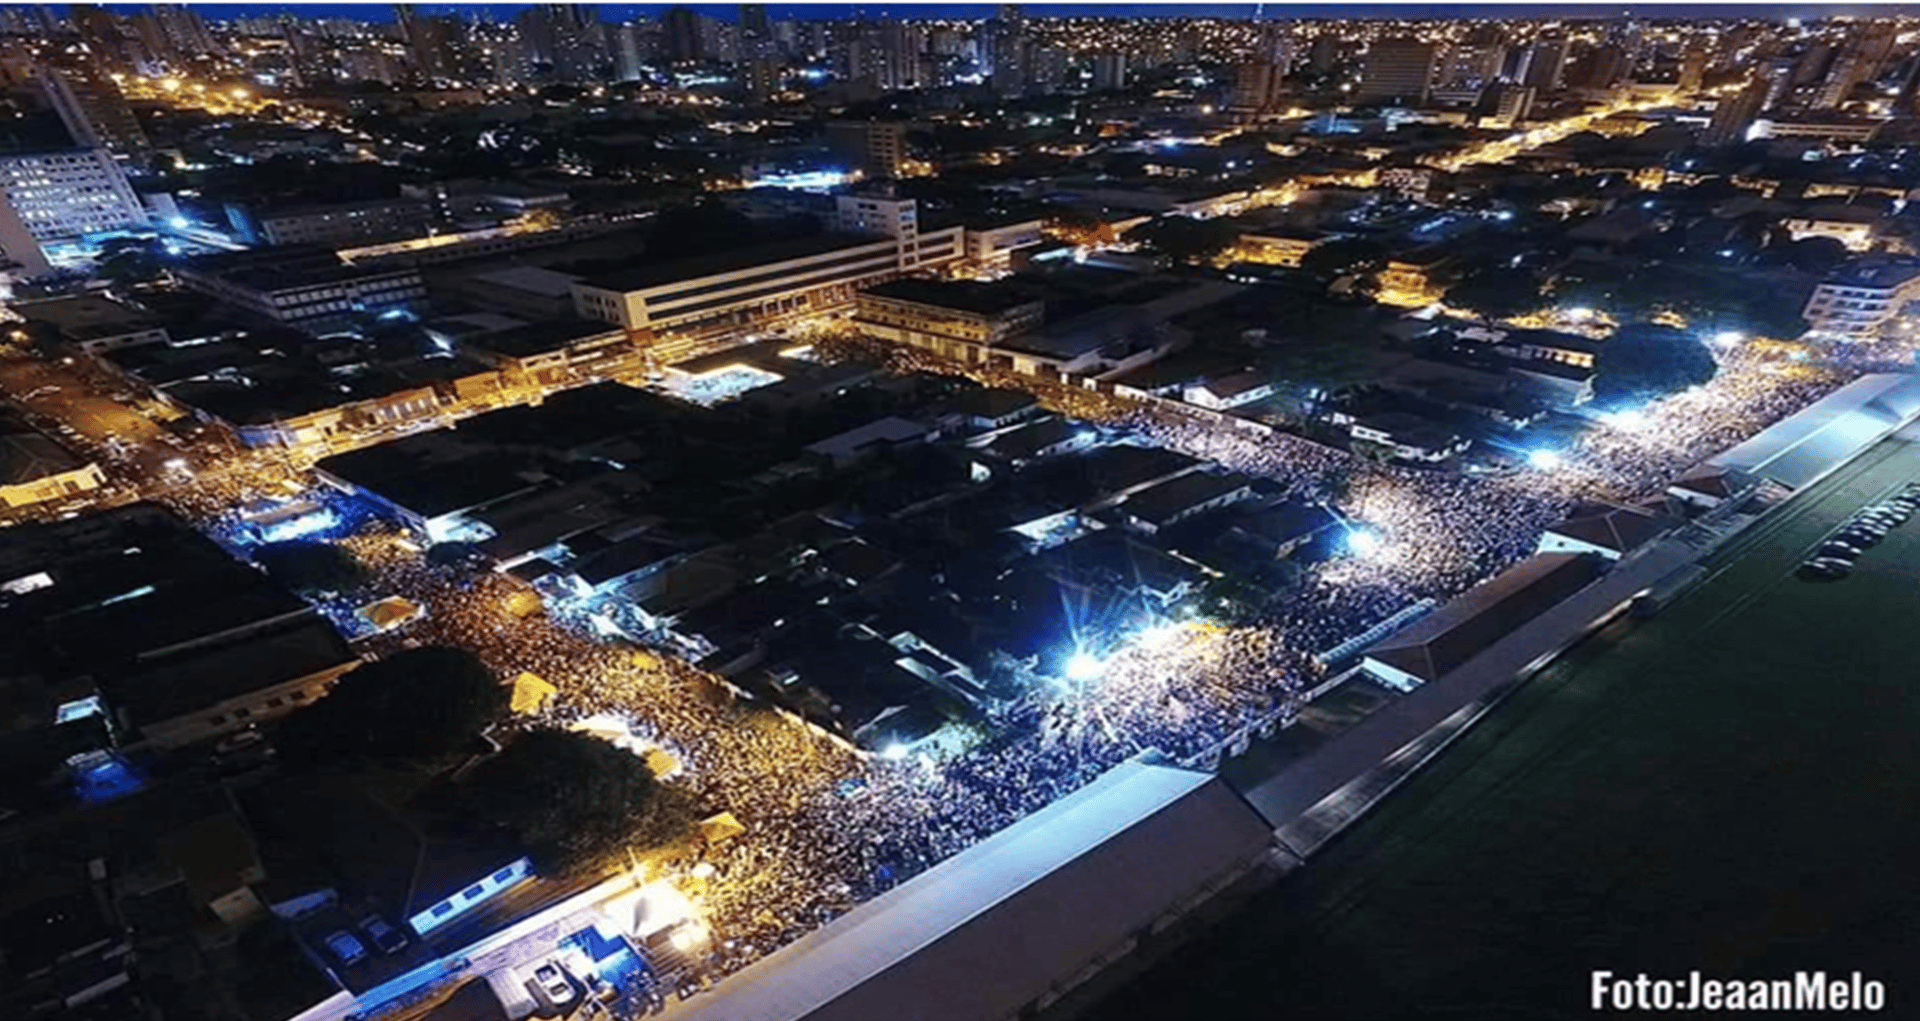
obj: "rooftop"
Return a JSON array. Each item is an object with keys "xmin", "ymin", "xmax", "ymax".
[
  {"xmin": 579, "ymin": 233, "xmax": 882, "ymax": 293},
  {"xmin": 13, "ymin": 294, "xmax": 164, "ymax": 341},
  {"xmin": 656, "ymin": 760, "xmax": 1271, "ymax": 1021},
  {"xmin": 1364, "ymin": 553, "xmax": 1603, "ymax": 685},
  {"xmin": 862, "ymin": 278, "xmax": 1043, "ymax": 316},
  {"xmin": 1121, "ymin": 470, "xmax": 1252, "ymax": 526},
  {"xmin": 463, "ymin": 318, "xmax": 620, "ymax": 358}
]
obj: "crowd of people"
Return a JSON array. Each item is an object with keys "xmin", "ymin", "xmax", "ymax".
[{"xmin": 110, "ymin": 323, "xmax": 1866, "ymax": 989}]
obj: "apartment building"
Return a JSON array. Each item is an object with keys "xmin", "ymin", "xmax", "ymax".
[
  {"xmin": 0, "ymin": 148, "xmax": 148, "ymax": 276},
  {"xmin": 178, "ymin": 246, "xmax": 428, "ymax": 331},
  {"xmin": 1803, "ymin": 261, "xmax": 1920, "ymax": 342},
  {"xmin": 570, "ymin": 193, "xmax": 963, "ymax": 342}
]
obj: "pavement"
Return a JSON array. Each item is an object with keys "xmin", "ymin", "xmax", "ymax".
[{"xmin": 1084, "ymin": 422, "xmax": 1920, "ymax": 1021}]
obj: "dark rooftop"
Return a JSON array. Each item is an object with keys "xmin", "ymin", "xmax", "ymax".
[
  {"xmin": 1364, "ymin": 553, "xmax": 1603, "ymax": 684},
  {"xmin": 578, "ymin": 232, "xmax": 879, "ymax": 292},
  {"xmin": 863, "ymin": 278, "xmax": 1043, "ymax": 316},
  {"xmin": 463, "ymin": 318, "xmax": 619, "ymax": 358}
]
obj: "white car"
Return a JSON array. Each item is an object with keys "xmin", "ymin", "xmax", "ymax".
[{"xmin": 534, "ymin": 963, "xmax": 575, "ymax": 1005}]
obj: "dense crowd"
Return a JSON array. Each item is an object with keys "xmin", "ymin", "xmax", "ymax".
[{"xmin": 118, "ymin": 327, "xmax": 1863, "ymax": 988}]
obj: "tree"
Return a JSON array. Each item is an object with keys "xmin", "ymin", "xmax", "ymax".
[
  {"xmin": 462, "ymin": 728, "xmax": 686, "ymax": 877},
  {"xmin": 254, "ymin": 540, "xmax": 364, "ymax": 596},
  {"xmin": 1444, "ymin": 267, "xmax": 1548, "ymax": 322},
  {"xmin": 276, "ymin": 646, "xmax": 507, "ymax": 766},
  {"xmin": 1591, "ymin": 323, "xmax": 1718, "ymax": 407},
  {"xmin": 1122, "ymin": 215, "xmax": 1240, "ymax": 265},
  {"xmin": 95, "ymin": 236, "xmax": 166, "ymax": 286},
  {"xmin": 1298, "ymin": 236, "xmax": 1390, "ymax": 283}
]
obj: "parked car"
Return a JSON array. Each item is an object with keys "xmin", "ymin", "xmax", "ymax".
[
  {"xmin": 535, "ymin": 963, "xmax": 575, "ymax": 1005},
  {"xmin": 359, "ymin": 915, "xmax": 409, "ymax": 954},
  {"xmin": 1797, "ymin": 558, "xmax": 1851, "ymax": 582},
  {"xmin": 324, "ymin": 931, "xmax": 368, "ymax": 968},
  {"xmin": 1816, "ymin": 542, "xmax": 1863, "ymax": 560}
]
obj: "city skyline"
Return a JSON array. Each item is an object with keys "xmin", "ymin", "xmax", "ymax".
[
  {"xmin": 88, "ymin": 2, "xmax": 1920, "ymax": 22},
  {"xmin": 0, "ymin": 4, "xmax": 1917, "ymax": 1021}
]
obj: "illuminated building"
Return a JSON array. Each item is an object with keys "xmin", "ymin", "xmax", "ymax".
[
  {"xmin": 0, "ymin": 413, "xmax": 108, "ymax": 510},
  {"xmin": 1802, "ymin": 262, "xmax": 1920, "ymax": 342},
  {"xmin": 1700, "ymin": 77, "xmax": 1766, "ymax": 146},
  {"xmin": 1091, "ymin": 51, "xmax": 1128, "ymax": 91},
  {"xmin": 1360, "ymin": 38, "xmax": 1437, "ymax": 105},
  {"xmin": 38, "ymin": 67, "xmax": 150, "ymax": 160},
  {"xmin": 1232, "ymin": 60, "xmax": 1286, "ymax": 112},
  {"xmin": 0, "ymin": 148, "xmax": 149, "ymax": 277},
  {"xmin": 225, "ymin": 195, "xmax": 435, "ymax": 248},
  {"xmin": 176, "ymin": 246, "xmax": 428, "ymax": 330},
  {"xmin": 826, "ymin": 120, "xmax": 909, "ymax": 180},
  {"xmin": 569, "ymin": 194, "xmax": 964, "ymax": 345}
]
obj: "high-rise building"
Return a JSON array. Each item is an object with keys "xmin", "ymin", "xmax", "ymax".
[
  {"xmin": 0, "ymin": 148, "xmax": 149, "ymax": 277},
  {"xmin": 1490, "ymin": 83, "xmax": 1536, "ymax": 124},
  {"xmin": 1436, "ymin": 41, "xmax": 1504, "ymax": 92},
  {"xmin": 38, "ymin": 67, "xmax": 149, "ymax": 160},
  {"xmin": 827, "ymin": 120, "xmax": 908, "ymax": 180},
  {"xmin": 394, "ymin": 4, "xmax": 455, "ymax": 82},
  {"xmin": 738, "ymin": 4, "xmax": 775, "ymax": 93},
  {"xmin": 990, "ymin": 4, "xmax": 1026, "ymax": 98},
  {"xmin": 1359, "ymin": 38, "xmax": 1436, "ymax": 105},
  {"xmin": 1521, "ymin": 35, "xmax": 1569, "ymax": 90},
  {"xmin": 1028, "ymin": 45, "xmax": 1068, "ymax": 94},
  {"xmin": 1895, "ymin": 57, "xmax": 1920, "ymax": 116},
  {"xmin": 1306, "ymin": 35, "xmax": 1342, "ymax": 74},
  {"xmin": 1570, "ymin": 44, "xmax": 1628, "ymax": 92},
  {"xmin": 1677, "ymin": 47, "xmax": 1707, "ymax": 94},
  {"xmin": 614, "ymin": 22, "xmax": 649, "ymax": 82},
  {"xmin": 663, "ymin": 6, "xmax": 702, "ymax": 64},
  {"xmin": 1815, "ymin": 25, "xmax": 1894, "ymax": 109},
  {"xmin": 1091, "ymin": 51, "xmax": 1128, "ymax": 92},
  {"xmin": 150, "ymin": 3, "xmax": 216, "ymax": 59},
  {"xmin": 1233, "ymin": 61, "xmax": 1286, "ymax": 111},
  {"xmin": 67, "ymin": 4, "xmax": 133, "ymax": 75},
  {"xmin": 1702, "ymin": 77, "xmax": 1767, "ymax": 146}
]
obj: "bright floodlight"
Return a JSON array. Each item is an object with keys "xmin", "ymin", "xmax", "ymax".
[
  {"xmin": 1564, "ymin": 307, "xmax": 1594, "ymax": 322},
  {"xmin": 1345, "ymin": 528, "xmax": 1383, "ymax": 557},
  {"xmin": 882, "ymin": 742, "xmax": 908, "ymax": 761},
  {"xmin": 1136, "ymin": 622, "xmax": 1182, "ymax": 650},
  {"xmin": 1712, "ymin": 330, "xmax": 1745, "ymax": 346},
  {"xmin": 1065, "ymin": 652, "xmax": 1104, "ymax": 681},
  {"xmin": 1527, "ymin": 448, "xmax": 1563, "ymax": 469},
  {"xmin": 168, "ymin": 216, "xmax": 189, "ymax": 229},
  {"xmin": 1602, "ymin": 408, "xmax": 1649, "ymax": 432}
]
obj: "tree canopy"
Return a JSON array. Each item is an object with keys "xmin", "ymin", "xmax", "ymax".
[
  {"xmin": 254, "ymin": 540, "xmax": 364, "ymax": 596},
  {"xmin": 95, "ymin": 236, "xmax": 168, "ymax": 286},
  {"xmin": 1297, "ymin": 236, "xmax": 1390, "ymax": 282},
  {"xmin": 1550, "ymin": 260, "xmax": 1808, "ymax": 340},
  {"xmin": 1122, "ymin": 215, "xmax": 1240, "ymax": 265},
  {"xmin": 1444, "ymin": 265, "xmax": 1549, "ymax": 322},
  {"xmin": 1591, "ymin": 323, "xmax": 1719, "ymax": 407},
  {"xmin": 462, "ymin": 728, "xmax": 687, "ymax": 877},
  {"xmin": 276, "ymin": 646, "xmax": 506, "ymax": 766}
]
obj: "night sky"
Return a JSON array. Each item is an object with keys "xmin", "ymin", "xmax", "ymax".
[{"xmin": 90, "ymin": 3, "xmax": 1920, "ymax": 24}]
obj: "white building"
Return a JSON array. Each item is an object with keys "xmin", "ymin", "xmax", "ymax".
[
  {"xmin": 0, "ymin": 148, "xmax": 148, "ymax": 276},
  {"xmin": 571, "ymin": 194, "xmax": 963, "ymax": 341},
  {"xmin": 1802, "ymin": 261, "xmax": 1920, "ymax": 342},
  {"xmin": 1184, "ymin": 371, "xmax": 1274, "ymax": 410}
]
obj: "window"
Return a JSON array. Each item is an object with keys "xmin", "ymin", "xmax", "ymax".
[
  {"xmin": 462, "ymin": 883, "xmax": 485, "ymax": 900},
  {"xmin": 266, "ymin": 697, "xmax": 284, "ymax": 709},
  {"xmin": 210, "ymin": 714, "xmax": 227, "ymax": 726},
  {"xmin": 432, "ymin": 901, "xmax": 453, "ymax": 917},
  {"xmin": 493, "ymin": 865, "xmax": 518, "ymax": 883}
]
